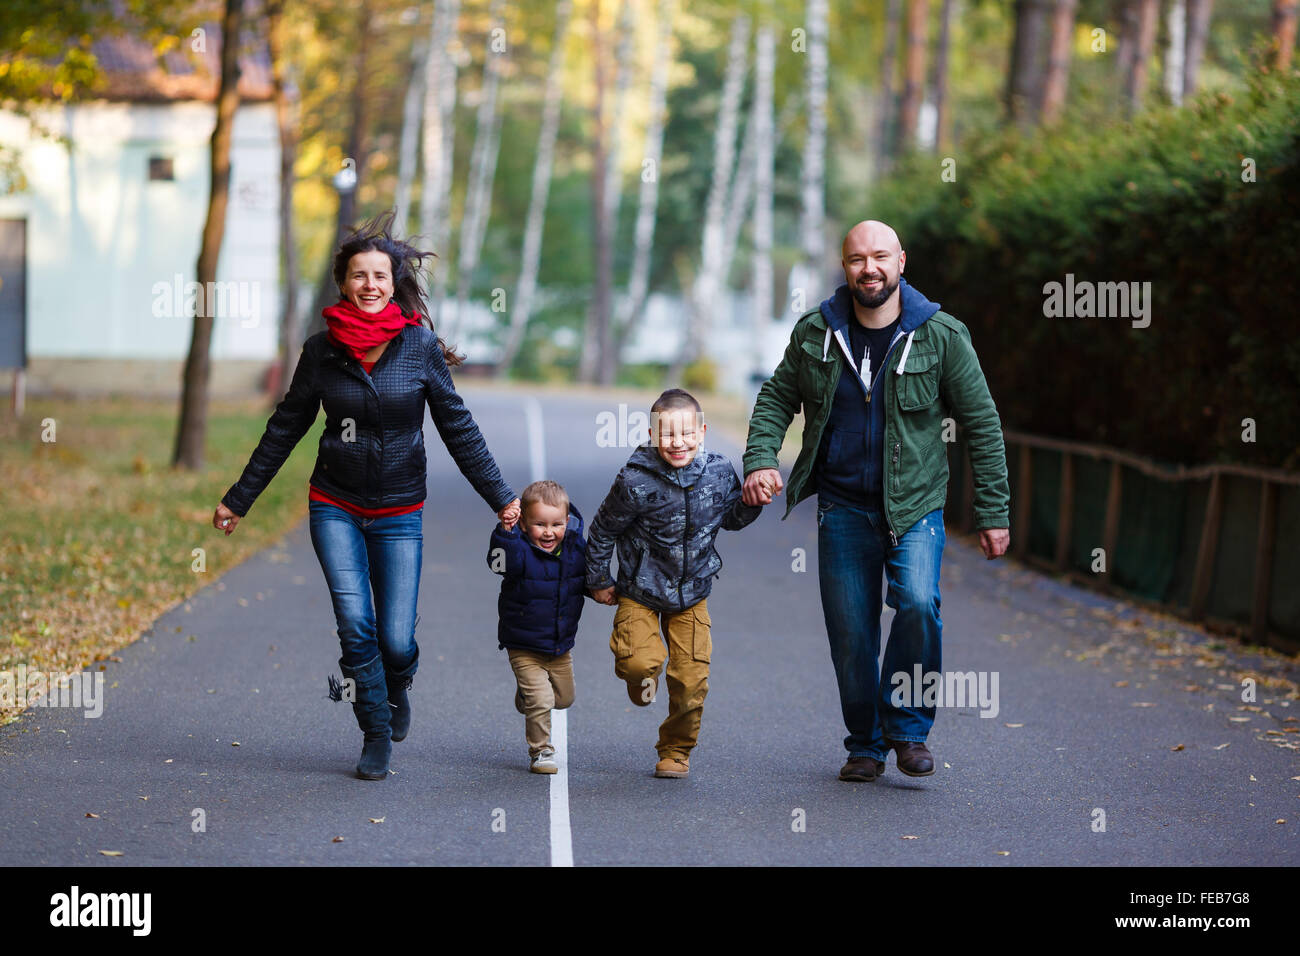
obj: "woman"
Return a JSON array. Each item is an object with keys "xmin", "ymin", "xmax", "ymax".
[{"xmin": 212, "ymin": 211, "xmax": 520, "ymax": 780}]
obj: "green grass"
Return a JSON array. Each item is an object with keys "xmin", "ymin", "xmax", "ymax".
[{"xmin": 0, "ymin": 396, "xmax": 323, "ymax": 723}]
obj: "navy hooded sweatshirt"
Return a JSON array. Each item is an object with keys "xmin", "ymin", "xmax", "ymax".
[{"xmin": 814, "ymin": 278, "xmax": 942, "ymax": 510}]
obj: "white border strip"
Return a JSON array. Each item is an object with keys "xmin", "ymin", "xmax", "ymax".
[{"xmin": 521, "ymin": 396, "xmax": 573, "ymax": 867}]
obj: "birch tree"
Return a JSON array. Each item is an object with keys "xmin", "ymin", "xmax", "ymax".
[
  {"xmin": 496, "ymin": 0, "xmax": 572, "ymax": 374},
  {"xmin": 173, "ymin": 0, "xmax": 242, "ymax": 470},
  {"xmin": 418, "ymin": 0, "xmax": 462, "ymax": 326},
  {"xmin": 1166, "ymin": 0, "xmax": 1186, "ymax": 105},
  {"xmin": 671, "ymin": 13, "xmax": 750, "ymax": 381},
  {"xmin": 897, "ymin": 0, "xmax": 928, "ymax": 149},
  {"xmin": 874, "ymin": 0, "xmax": 902, "ymax": 174},
  {"xmin": 268, "ymin": 0, "xmax": 301, "ymax": 405},
  {"xmin": 750, "ymin": 14, "xmax": 775, "ymax": 380},
  {"xmin": 929, "ymin": 0, "xmax": 955, "ymax": 150},
  {"xmin": 788, "ymin": 0, "xmax": 827, "ymax": 322},
  {"xmin": 1123, "ymin": 0, "xmax": 1160, "ymax": 114},
  {"xmin": 446, "ymin": 0, "xmax": 507, "ymax": 340},
  {"xmin": 583, "ymin": 0, "xmax": 637, "ymax": 383},
  {"xmin": 612, "ymin": 0, "xmax": 675, "ymax": 377},
  {"xmin": 393, "ymin": 10, "xmax": 428, "ymax": 235}
]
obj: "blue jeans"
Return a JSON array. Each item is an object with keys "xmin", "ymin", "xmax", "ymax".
[
  {"xmin": 816, "ymin": 500, "xmax": 944, "ymax": 761},
  {"xmin": 308, "ymin": 501, "xmax": 423, "ymax": 672}
]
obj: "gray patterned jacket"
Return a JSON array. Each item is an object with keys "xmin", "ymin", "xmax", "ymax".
[{"xmin": 586, "ymin": 444, "xmax": 762, "ymax": 613}]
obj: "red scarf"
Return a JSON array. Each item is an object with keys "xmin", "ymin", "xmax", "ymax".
[{"xmin": 322, "ymin": 299, "xmax": 421, "ymax": 362}]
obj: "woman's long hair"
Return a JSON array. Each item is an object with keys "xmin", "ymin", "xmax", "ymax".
[{"xmin": 331, "ymin": 210, "xmax": 462, "ymax": 367}]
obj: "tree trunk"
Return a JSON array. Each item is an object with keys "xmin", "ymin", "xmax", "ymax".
[
  {"xmin": 1273, "ymin": 0, "xmax": 1299, "ymax": 70},
  {"xmin": 419, "ymin": 0, "xmax": 462, "ymax": 330},
  {"xmin": 305, "ymin": 0, "xmax": 375, "ymax": 339},
  {"xmin": 1124, "ymin": 0, "xmax": 1160, "ymax": 114},
  {"xmin": 496, "ymin": 0, "xmax": 572, "ymax": 375},
  {"xmin": 874, "ymin": 0, "xmax": 902, "ymax": 175},
  {"xmin": 393, "ymin": 13, "xmax": 429, "ymax": 236},
  {"xmin": 586, "ymin": 0, "xmax": 614, "ymax": 386},
  {"xmin": 897, "ymin": 0, "xmax": 928, "ymax": 149},
  {"xmin": 268, "ymin": 0, "xmax": 300, "ymax": 408},
  {"xmin": 929, "ymin": 0, "xmax": 955, "ymax": 151},
  {"xmin": 1183, "ymin": 0, "xmax": 1214, "ymax": 95},
  {"xmin": 750, "ymin": 15, "xmax": 775, "ymax": 380},
  {"xmin": 785, "ymin": 0, "xmax": 827, "ymax": 325},
  {"xmin": 446, "ymin": 0, "xmax": 506, "ymax": 342},
  {"xmin": 584, "ymin": 0, "xmax": 637, "ymax": 384},
  {"xmin": 1005, "ymin": 0, "xmax": 1051, "ymax": 127},
  {"xmin": 173, "ymin": 0, "xmax": 242, "ymax": 470},
  {"xmin": 671, "ymin": 13, "xmax": 749, "ymax": 383},
  {"xmin": 611, "ymin": 0, "xmax": 675, "ymax": 375},
  {"xmin": 1039, "ymin": 0, "xmax": 1077, "ymax": 124},
  {"xmin": 1166, "ymin": 0, "xmax": 1186, "ymax": 104}
]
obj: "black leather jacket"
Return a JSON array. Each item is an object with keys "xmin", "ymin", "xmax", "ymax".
[{"xmin": 222, "ymin": 324, "xmax": 515, "ymax": 517}]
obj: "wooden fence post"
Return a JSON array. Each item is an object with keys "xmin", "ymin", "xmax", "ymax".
[
  {"xmin": 1190, "ymin": 472, "xmax": 1224, "ymax": 621},
  {"xmin": 1251, "ymin": 479, "xmax": 1277, "ymax": 644}
]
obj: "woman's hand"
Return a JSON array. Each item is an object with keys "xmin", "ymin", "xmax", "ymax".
[
  {"xmin": 497, "ymin": 497, "xmax": 521, "ymax": 531},
  {"xmin": 213, "ymin": 502, "xmax": 241, "ymax": 536},
  {"xmin": 590, "ymin": 586, "xmax": 617, "ymax": 606}
]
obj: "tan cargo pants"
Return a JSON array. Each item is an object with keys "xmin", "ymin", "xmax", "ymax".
[
  {"xmin": 610, "ymin": 595, "xmax": 711, "ymax": 760},
  {"xmin": 508, "ymin": 648, "xmax": 575, "ymax": 757}
]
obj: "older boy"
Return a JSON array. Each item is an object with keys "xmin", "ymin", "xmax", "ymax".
[{"xmin": 587, "ymin": 388, "xmax": 763, "ymax": 778}]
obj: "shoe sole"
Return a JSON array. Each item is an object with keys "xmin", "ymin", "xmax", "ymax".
[
  {"xmin": 896, "ymin": 764, "xmax": 935, "ymax": 777},
  {"xmin": 356, "ymin": 769, "xmax": 388, "ymax": 780},
  {"xmin": 654, "ymin": 769, "xmax": 688, "ymax": 778},
  {"xmin": 838, "ymin": 772, "xmax": 879, "ymax": 782},
  {"xmin": 530, "ymin": 765, "xmax": 558, "ymax": 774}
]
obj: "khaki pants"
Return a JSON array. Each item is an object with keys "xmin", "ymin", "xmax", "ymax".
[
  {"xmin": 611, "ymin": 596, "xmax": 711, "ymax": 760},
  {"xmin": 507, "ymin": 648, "xmax": 575, "ymax": 757}
]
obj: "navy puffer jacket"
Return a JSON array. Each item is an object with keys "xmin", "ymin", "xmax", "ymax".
[{"xmin": 487, "ymin": 503, "xmax": 587, "ymax": 656}]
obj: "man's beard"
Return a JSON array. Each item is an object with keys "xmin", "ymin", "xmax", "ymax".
[{"xmin": 852, "ymin": 273, "xmax": 898, "ymax": 308}]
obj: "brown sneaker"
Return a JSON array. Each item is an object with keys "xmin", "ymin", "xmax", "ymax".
[
  {"xmin": 838, "ymin": 756, "xmax": 885, "ymax": 782},
  {"xmin": 654, "ymin": 756, "xmax": 689, "ymax": 778}
]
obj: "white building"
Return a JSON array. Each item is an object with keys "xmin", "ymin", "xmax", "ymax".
[{"xmin": 0, "ymin": 26, "xmax": 281, "ymax": 397}]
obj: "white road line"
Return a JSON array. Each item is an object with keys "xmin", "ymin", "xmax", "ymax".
[{"xmin": 521, "ymin": 396, "xmax": 573, "ymax": 868}]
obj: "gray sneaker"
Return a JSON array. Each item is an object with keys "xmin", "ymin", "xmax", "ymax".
[{"xmin": 530, "ymin": 747, "xmax": 558, "ymax": 774}]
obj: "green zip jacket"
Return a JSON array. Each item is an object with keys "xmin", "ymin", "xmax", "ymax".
[{"xmin": 742, "ymin": 283, "xmax": 1010, "ymax": 542}]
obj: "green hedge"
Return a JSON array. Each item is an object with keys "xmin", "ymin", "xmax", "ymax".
[{"xmin": 870, "ymin": 73, "xmax": 1300, "ymax": 470}]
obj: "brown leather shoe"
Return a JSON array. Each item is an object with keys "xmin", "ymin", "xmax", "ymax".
[
  {"xmin": 888, "ymin": 740, "xmax": 935, "ymax": 777},
  {"xmin": 839, "ymin": 756, "xmax": 885, "ymax": 782},
  {"xmin": 654, "ymin": 756, "xmax": 689, "ymax": 778}
]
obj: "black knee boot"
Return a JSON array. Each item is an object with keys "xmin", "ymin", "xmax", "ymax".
[
  {"xmin": 385, "ymin": 649, "xmax": 418, "ymax": 744},
  {"xmin": 330, "ymin": 655, "xmax": 391, "ymax": 780}
]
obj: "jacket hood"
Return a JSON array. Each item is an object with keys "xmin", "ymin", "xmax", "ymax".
[
  {"xmin": 627, "ymin": 442, "xmax": 710, "ymax": 486},
  {"xmin": 819, "ymin": 276, "xmax": 940, "ymax": 335}
]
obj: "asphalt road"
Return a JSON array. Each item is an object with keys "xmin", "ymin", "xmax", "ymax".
[{"xmin": 3, "ymin": 385, "xmax": 1297, "ymax": 866}]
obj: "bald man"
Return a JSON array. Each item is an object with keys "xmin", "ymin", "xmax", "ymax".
[{"xmin": 741, "ymin": 220, "xmax": 1010, "ymax": 782}]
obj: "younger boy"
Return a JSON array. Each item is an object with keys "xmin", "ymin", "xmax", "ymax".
[
  {"xmin": 488, "ymin": 480, "xmax": 586, "ymax": 773},
  {"xmin": 587, "ymin": 388, "xmax": 763, "ymax": 778}
]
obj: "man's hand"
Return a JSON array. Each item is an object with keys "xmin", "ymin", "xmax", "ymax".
[
  {"xmin": 497, "ymin": 497, "xmax": 521, "ymax": 531},
  {"xmin": 590, "ymin": 586, "xmax": 617, "ymax": 606},
  {"xmin": 979, "ymin": 528, "xmax": 1010, "ymax": 560},
  {"xmin": 742, "ymin": 468, "xmax": 784, "ymax": 507},
  {"xmin": 213, "ymin": 502, "xmax": 240, "ymax": 536}
]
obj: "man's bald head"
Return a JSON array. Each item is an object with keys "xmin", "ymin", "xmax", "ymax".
[
  {"xmin": 841, "ymin": 220, "xmax": 906, "ymax": 312},
  {"xmin": 841, "ymin": 220, "xmax": 903, "ymax": 259}
]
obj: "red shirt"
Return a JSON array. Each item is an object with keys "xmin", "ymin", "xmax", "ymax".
[{"xmin": 308, "ymin": 358, "xmax": 423, "ymax": 518}]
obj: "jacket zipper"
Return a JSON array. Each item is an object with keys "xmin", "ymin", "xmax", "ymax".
[
  {"xmin": 888, "ymin": 441, "xmax": 900, "ymax": 545},
  {"xmin": 677, "ymin": 470, "xmax": 691, "ymax": 613}
]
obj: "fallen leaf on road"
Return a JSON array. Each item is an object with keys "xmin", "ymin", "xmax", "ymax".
[
  {"xmin": 1277, "ymin": 819, "xmax": 1286, "ymax": 825},
  {"xmin": 231, "ymin": 742, "xmax": 240, "ymax": 747},
  {"xmin": 1228, "ymin": 717, "xmax": 1250, "ymax": 722},
  {"xmin": 1132, "ymin": 702, "xmax": 1157, "ymax": 707},
  {"xmin": 369, "ymin": 817, "xmax": 385, "ymax": 824},
  {"xmin": 996, "ymin": 851, "xmax": 1010, "ymax": 856},
  {"xmin": 164, "ymin": 759, "xmax": 172, "ymax": 763},
  {"xmin": 1004, "ymin": 723, "xmax": 1024, "ymax": 728},
  {"xmin": 98, "ymin": 850, "xmax": 123, "ymax": 857},
  {"xmin": 1213, "ymin": 743, "xmax": 1230, "ymax": 751},
  {"xmin": 331, "ymin": 836, "xmax": 345, "ymax": 843},
  {"xmin": 1250, "ymin": 774, "xmax": 1257, "ymax": 781},
  {"xmin": 901, "ymin": 835, "xmax": 918, "ymax": 840},
  {"xmin": 1114, "ymin": 681, "xmax": 1129, "ymax": 687},
  {"xmin": 85, "ymin": 812, "xmax": 99, "ymax": 818},
  {"xmin": 138, "ymin": 796, "xmax": 148, "ymax": 801},
  {"xmin": 944, "ymin": 762, "xmax": 951, "ymax": 769},
  {"xmin": 1171, "ymin": 744, "xmax": 1185, "ymax": 751}
]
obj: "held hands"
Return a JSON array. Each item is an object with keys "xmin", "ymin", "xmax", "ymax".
[
  {"xmin": 979, "ymin": 528, "xmax": 1010, "ymax": 560},
  {"xmin": 212, "ymin": 502, "xmax": 240, "ymax": 536},
  {"xmin": 589, "ymin": 586, "xmax": 617, "ymax": 606},
  {"xmin": 497, "ymin": 497, "xmax": 521, "ymax": 531},
  {"xmin": 742, "ymin": 468, "xmax": 784, "ymax": 507}
]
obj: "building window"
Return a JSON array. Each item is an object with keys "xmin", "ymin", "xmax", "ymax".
[{"xmin": 148, "ymin": 156, "xmax": 174, "ymax": 181}]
